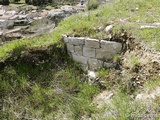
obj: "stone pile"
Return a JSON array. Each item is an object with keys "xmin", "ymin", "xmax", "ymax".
[{"xmin": 63, "ymin": 36, "xmax": 122, "ymax": 71}]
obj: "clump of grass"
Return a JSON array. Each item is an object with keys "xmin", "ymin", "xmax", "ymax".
[
  {"xmin": 130, "ymin": 56, "xmax": 140, "ymax": 66},
  {"xmin": 0, "ymin": 51, "xmax": 101, "ymax": 119},
  {"xmin": 87, "ymin": 0, "xmax": 99, "ymax": 10}
]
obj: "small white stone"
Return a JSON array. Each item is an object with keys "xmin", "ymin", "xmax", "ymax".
[
  {"xmin": 140, "ymin": 25, "xmax": 157, "ymax": 29},
  {"xmin": 135, "ymin": 94, "xmax": 143, "ymax": 100},
  {"xmin": 105, "ymin": 25, "xmax": 113, "ymax": 32},
  {"xmin": 88, "ymin": 70, "xmax": 97, "ymax": 79},
  {"xmin": 149, "ymin": 94, "xmax": 155, "ymax": 99}
]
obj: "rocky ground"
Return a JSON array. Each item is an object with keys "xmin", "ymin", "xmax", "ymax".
[{"xmin": 0, "ymin": 3, "xmax": 86, "ymax": 45}]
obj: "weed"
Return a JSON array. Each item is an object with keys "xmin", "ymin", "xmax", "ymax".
[
  {"xmin": 0, "ymin": 52, "xmax": 100, "ymax": 119},
  {"xmin": 87, "ymin": 0, "xmax": 99, "ymax": 10},
  {"xmin": 130, "ymin": 56, "xmax": 140, "ymax": 66}
]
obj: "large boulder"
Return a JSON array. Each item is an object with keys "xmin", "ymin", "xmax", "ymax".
[{"xmin": 48, "ymin": 9, "xmax": 66, "ymax": 26}]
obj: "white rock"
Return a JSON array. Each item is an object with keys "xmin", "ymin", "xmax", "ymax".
[
  {"xmin": 88, "ymin": 70, "xmax": 97, "ymax": 79},
  {"xmin": 140, "ymin": 25, "xmax": 158, "ymax": 29},
  {"xmin": 62, "ymin": 35, "xmax": 69, "ymax": 43},
  {"xmin": 135, "ymin": 7, "xmax": 139, "ymax": 10},
  {"xmin": 149, "ymin": 94, "xmax": 155, "ymax": 99},
  {"xmin": 153, "ymin": 23, "xmax": 160, "ymax": 26},
  {"xmin": 135, "ymin": 94, "xmax": 156, "ymax": 100},
  {"xmin": 135, "ymin": 94, "xmax": 143, "ymax": 100},
  {"xmin": 105, "ymin": 25, "xmax": 113, "ymax": 32}
]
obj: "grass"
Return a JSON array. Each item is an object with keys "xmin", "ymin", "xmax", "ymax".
[
  {"xmin": 0, "ymin": 53, "xmax": 101, "ymax": 119},
  {"xmin": 91, "ymin": 78, "xmax": 160, "ymax": 119},
  {"xmin": 9, "ymin": 0, "xmax": 25, "ymax": 7},
  {"xmin": 1, "ymin": 0, "xmax": 160, "ymax": 61},
  {"xmin": 1, "ymin": 0, "xmax": 160, "ymax": 119}
]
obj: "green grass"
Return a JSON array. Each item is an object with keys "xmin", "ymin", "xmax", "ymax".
[
  {"xmin": 1, "ymin": 0, "xmax": 160, "ymax": 119},
  {"xmin": 91, "ymin": 81, "xmax": 160, "ymax": 120},
  {"xmin": 9, "ymin": 0, "xmax": 25, "ymax": 7},
  {"xmin": 0, "ymin": 55, "xmax": 101, "ymax": 119},
  {"xmin": 1, "ymin": 0, "xmax": 160, "ymax": 61}
]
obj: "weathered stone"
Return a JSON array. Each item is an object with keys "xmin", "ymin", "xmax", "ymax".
[
  {"xmin": 104, "ymin": 62, "xmax": 115, "ymax": 68},
  {"xmin": 48, "ymin": 9, "xmax": 66, "ymax": 24},
  {"xmin": 100, "ymin": 40, "xmax": 122, "ymax": 53},
  {"xmin": 76, "ymin": 37, "xmax": 85, "ymax": 45},
  {"xmin": 69, "ymin": 37, "xmax": 85, "ymax": 45},
  {"xmin": 140, "ymin": 25, "xmax": 157, "ymax": 29},
  {"xmin": 105, "ymin": 24, "xmax": 113, "ymax": 33},
  {"xmin": 65, "ymin": 37, "xmax": 123, "ymax": 71},
  {"xmin": 85, "ymin": 38, "xmax": 100, "ymax": 48},
  {"xmin": 135, "ymin": 94, "xmax": 156, "ymax": 100},
  {"xmin": 72, "ymin": 54, "xmax": 88, "ymax": 65},
  {"xmin": 74, "ymin": 45, "xmax": 83, "ymax": 55},
  {"xmin": 62, "ymin": 35, "xmax": 69, "ymax": 43},
  {"xmin": 88, "ymin": 58, "xmax": 103, "ymax": 70},
  {"xmin": 81, "ymin": 64, "xmax": 88, "ymax": 72},
  {"xmin": 83, "ymin": 47, "xmax": 95, "ymax": 57},
  {"xmin": 66, "ymin": 43, "xmax": 74, "ymax": 53},
  {"xmin": 88, "ymin": 70, "xmax": 97, "ymax": 79},
  {"xmin": 96, "ymin": 48, "xmax": 113, "ymax": 60}
]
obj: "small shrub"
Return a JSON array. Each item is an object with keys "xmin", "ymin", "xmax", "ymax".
[{"xmin": 87, "ymin": 0, "xmax": 99, "ymax": 10}]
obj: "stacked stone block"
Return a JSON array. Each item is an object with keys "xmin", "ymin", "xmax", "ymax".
[{"xmin": 63, "ymin": 36, "xmax": 122, "ymax": 71}]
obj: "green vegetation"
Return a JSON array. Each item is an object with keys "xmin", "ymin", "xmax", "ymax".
[
  {"xmin": 0, "ymin": 52, "xmax": 101, "ymax": 119},
  {"xmin": 87, "ymin": 0, "xmax": 99, "ymax": 10},
  {"xmin": 0, "ymin": 0, "xmax": 160, "ymax": 119},
  {"xmin": 1, "ymin": 0, "xmax": 160, "ymax": 61},
  {"xmin": 91, "ymin": 89, "xmax": 151, "ymax": 119},
  {"xmin": 0, "ymin": 0, "xmax": 10, "ymax": 5}
]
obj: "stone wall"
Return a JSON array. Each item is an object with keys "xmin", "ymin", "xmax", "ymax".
[{"xmin": 63, "ymin": 36, "xmax": 122, "ymax": 71}]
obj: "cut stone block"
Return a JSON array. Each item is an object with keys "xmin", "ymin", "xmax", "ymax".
[
  {"xmin": 69, "ymin": 37, "xmax": 85, "ymax": 45},
  {"xmin": 74, "ymin": 45, "xmax": 83, "ymax": 55},
  {"xmin": 75, "ymin": 37, "xmax": 85, "ymax": 45},
  {"xmin": 85, "ymin": 38, "xmax": 100, "ymax": 48},
  {"xmin": 104, "ymin": 62, "xmax": 115, "ymax": 68},
  {"xmin": 96, "ymin": 48, "xmax": 113, "ymax": 60},
  {"xmin": 72, "ymin": 54, "xmax": 88, "ymax": 65},
  {"xmin": 100, "ymin": 40, "xmax": 122, "ymax": 53},
  {"xmin": 88, "ymin": 58, "xmax": 103, "ymax": 71},
  {"xmin": 80, "ymin": 64, "xmax": 88, "ymax": 72},
  {"xmin": 83, "ymin": 47, "xmax": 95, "ymax": 57},
  {"xmin": 62, "ymin": 35, "xmax": 69, "ymax": 43},
  {"xmin": 66, "ymin": 43, "xmax": 74, "ymax": 53}
]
